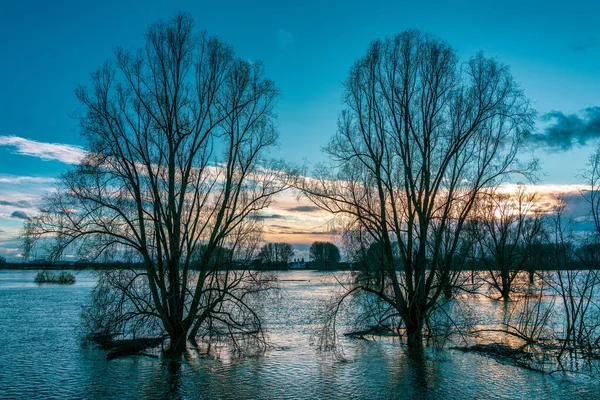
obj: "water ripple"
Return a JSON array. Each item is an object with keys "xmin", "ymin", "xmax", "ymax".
[{"xmin": 0, "ymin": 270, "xmax": 596, "ymax": 399}]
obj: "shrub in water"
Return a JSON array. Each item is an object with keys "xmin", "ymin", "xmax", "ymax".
[
  {"xmin": 57, "ymin": 271, "xmax": 76, "ymax": 284},
  {"xmin": 34, "ymin": 271, "xmax": 54, "ymax": 283},
  {"xmin": 34, "ymin": 271, "xmax": 76, "ymax": 284}
]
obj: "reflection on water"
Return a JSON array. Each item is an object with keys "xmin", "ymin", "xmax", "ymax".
[{"xmin": 0, "ymin": 270, "xmax": 597, "ymax": 399}]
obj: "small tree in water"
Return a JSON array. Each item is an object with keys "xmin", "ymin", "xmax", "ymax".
[
  {"xmin": 472, "ymin": 187, "xmax": 544, "ymax": 301},
  {"xmin": 29, "ymin": 12, "xmax": 287, "ymax": 354},
  {"xmin": 300, "ymin": 30, "xmax": 534, "ymax": 355}
]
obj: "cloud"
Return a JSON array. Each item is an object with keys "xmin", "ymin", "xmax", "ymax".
[
  {"xmin": 0, "ymin": 200, "xmax": 33, "ymax": 208},
  {"xmin": 286, "ymin": 205, "xmax": 321, "ymax": 213},
  {"xmin": 0, "ymin": 236, "xmax": 27, "ymax": 260},
  {"xmin": 10, "ymin": 211, "xmax": 31, "ymax": 220},
  {"xmin": 266, "ymin": 224, "xmax": 336, "ymax": 235},
  {"xmin": 285, "ymin": 230, "xmax": 334, "ymax": 235},
  {"xmin": 0, "ymin": 135, "xmax": 86, "ymax": 164},
  {"xmin": 269, "ymin": 225, "xmax": 293, "ymax": 230},
  {"xmin": 0, "ymin": 176, "xmax": 56, "ymax": 219},
  {"xmin": 0, "ymin": 175, "xmax": 57, "ymax": 184},
  {"xmin": 529, "ymin": 107, "xmax": 600, "ymax": 150},
  {"xmin": 569, "ymin": 39, "xmax": 598, "ymax": 53},
  {"xmin": 250, "ymin": 214, "xmax": 285, "ymax": 220},
  {"xmin": 276, "ymin": 29, "xmax": 294, "ymax": 50}
]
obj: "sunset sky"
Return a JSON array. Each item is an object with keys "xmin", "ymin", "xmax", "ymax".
[{"xmin": 0, "ymin": 0, "xmax": 599, "ymax": 260}]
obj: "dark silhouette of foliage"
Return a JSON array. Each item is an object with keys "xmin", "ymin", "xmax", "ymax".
[
  {"xmin": 256, "ymin": 242, "xmax": 295, "ymax": 269},
  {"xmin": 309, "ymin": 241, "xmax": 341, "ymax": 270}
]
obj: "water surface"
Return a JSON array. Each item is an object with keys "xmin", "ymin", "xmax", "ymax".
[{"xmin": 0, "ymin": 270, "xmax": 597, "ymax": 399}]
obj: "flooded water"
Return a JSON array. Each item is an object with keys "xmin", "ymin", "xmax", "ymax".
[{"xmin": 0, "ymin": 270, "xmax": 598, "ymax": 399}]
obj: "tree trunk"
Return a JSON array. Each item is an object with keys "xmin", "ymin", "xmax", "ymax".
[
  {"xmin": 405, "ymin": 303, "xmax": 424, "ymax": 357},
  {"xmin": 501, "ymin": 286, "xmax": 510, "ymax": 302},
  {"xmin": 442, "ymin": 272, "xmax": 452, "ymax": 299},
  {"xmin": 501, "ymin": 267, "xmax": 510, "ymax": 301},
  {"xmin": 528, "ymin": 270, "xmax": 535, "ymax": 285},
  {"xmin": 166, "ymin": 324, "xmax": 188, "ymax": 354},
  {"xmin": 406, "ymin": 321, "xmax": 424, "ymax": 357}
]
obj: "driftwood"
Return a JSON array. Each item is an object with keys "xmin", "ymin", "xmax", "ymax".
[
  {"xmin": 452, "ymin": 343, "xmax": 545, "ymax": 373},
  {"xmin": 88, "ymin": 333, "xmax": 117, "ymax": 347},
  {"xmin": 98, "ymin": 337, "xmax": 164, "ymax": 360},
  {"xmin": 344, "ymin": 325, "xmax": 400, "ymax": 340}
]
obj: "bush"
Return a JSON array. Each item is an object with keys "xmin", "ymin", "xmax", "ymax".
[
  {"xmin": 57, "ymin": 271, "xmax": 76, "ymax": 284},
  {"xmin": 34, "ymin": 270, "xmax": 76, "ymax": 284},
  {"xmin": 34, "ymin": 271, "xmax": 53, "ymax": 283}
]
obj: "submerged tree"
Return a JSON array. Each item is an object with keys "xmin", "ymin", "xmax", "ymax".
[
  {"xmin": 542, "ymin": 199, "xmax": 600, "ymax": 357},
  {"xmin": 300, "ymin": 30, "xmax": 534, "ymax": 353},
  {"xmin": 541, "ymin": 151, "xmax": 600, "ymax": 355},
  {"xmin": 29, "ymin": 12, "xmax": 287, "ymax": 354},
  {"xmin": 473, "ymin": 187, "xmax": 543, "ymax": 301}
]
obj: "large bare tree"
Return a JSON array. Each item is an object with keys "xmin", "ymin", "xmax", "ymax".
[
  {"xmin": 29, "ymin": 12, "xmax": 287, "ymax": 353},
  {"xmin": 300, "ymin": 30, "xmax": 534, "ymax": 353}
]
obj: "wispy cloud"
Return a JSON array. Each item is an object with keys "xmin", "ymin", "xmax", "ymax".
[
  {"xmin": 0, "ymin": 236, "xmax": 26, "ymax": 259},
  {"xmin": 0, "ymin": 135, "xmax": 86, "ymax": 164},
  {"xmin": 276, "ymin": 29, "xmax": 294, "ymax": 50},
  {"xmin": 0, "ymin": 175, "xmax": 57, "ymax": 184},
  {"xmin": 0, "ymin": 175, "xmax": 58, "ymax": 253},
  {"xmin": 274, "ymin": 229, "xmax": 334, "ymax": 235},
  {"xmin": 0, "ymin": 200, "xmax": 33, "ymax": 208},
  {"xmin": 287, "ymin": 205, "xmax": 321, "ymax": 213},
  {"xmin": 250, "ymin": 214, "xmax": 285, "ymax": 220},
  {"xmin": 0, "ymin": 175, "xmax": 57, "ymax": 214},
  {"xmin": 568, "ymin": 39, "xmax": 598, "ymax": 53},
  {"xmin": 529, "ymin": 107, "xmax": 600, "ymax": 150}
]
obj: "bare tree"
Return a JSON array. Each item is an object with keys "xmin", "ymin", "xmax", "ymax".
[
  {"xmin": 29, "ymin": 12, "xmax": 287, "ymax": 354},
  {"xmin": 473, "ymin": 187, "xmax": 544, "ymax": 301},
  {"xmin": 300, "ymin": 30, "xmax": 534, "ymax": 354},
  {"xmin": 542, "ymin": 199, "xmax": 600, "ymax": 358},
  {"xmin": 0, "ymin": 227, "xmax": 5, "ymax": 264},
  {"xmin": 537, "ymin": 152, "xmax": 600, "ymax": 358},
  {"xmin": 585, "ymin": 148, "xmax": 600, "ymax": 235}
]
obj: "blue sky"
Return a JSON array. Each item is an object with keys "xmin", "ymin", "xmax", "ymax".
[{"xmin": 0, "ymin": 0, "xmax": 599, "ymax": 259}]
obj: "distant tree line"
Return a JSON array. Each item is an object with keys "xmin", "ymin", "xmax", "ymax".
[
  {"xmin": 252, "ymin": 241, "xmax": 343, "ymax": 271},
  {"xmin": 255, "ymin": 242, "xmax": 295, "ymax": 270}
]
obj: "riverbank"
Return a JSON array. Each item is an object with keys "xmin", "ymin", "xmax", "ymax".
[
  {"xmin": 2, "ymin": 261, "xmax": 596, "ymax": 272},
  {"xmin": 0, "ymin": 262, "xmax": 130, "ymax": 270}
]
